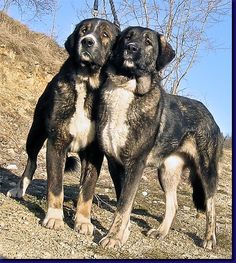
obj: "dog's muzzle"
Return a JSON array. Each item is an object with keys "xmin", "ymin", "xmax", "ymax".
[
  {"xmin": 123, "ymin": 42, "xmax": 139, "ymax": 67},
  {"xmin": 79, "ymin": 35, "xmax": 98, "ymax": 62},
  {"xmin": 127, "ymin": 43, "xmax": 139, "ymax": 54}
]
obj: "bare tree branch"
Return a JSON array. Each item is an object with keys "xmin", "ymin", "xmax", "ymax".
[{"xmin": 0, "ymin": 0, "xmax": 57, "ymax": 20}]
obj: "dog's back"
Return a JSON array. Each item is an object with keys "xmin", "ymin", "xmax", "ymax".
[{"xmin": 150, "ymin": 93, "xmax": 223, "ymax": 163}]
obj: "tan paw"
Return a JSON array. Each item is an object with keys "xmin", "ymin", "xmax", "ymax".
[
  {"xmin": 42, "ymin": 208, "xmax": 64, "ymax": 230},
  {"xmin": 203, "ymin": 237, "xmax": 216, "ymax": 250},
  {"xmin": 99, "ymin": 236, "xmax": 122, "ymax": 249},
  {"xmin": 42, "ymin": 218, "xmax": 64, "ymax": 230},
  {"xmin": 147, "ymin": 228, "xmax": 167, "ymax": 240},
  {"xmin": 74, "ymin": 221, "xmax": 94, "ymax": 236}
]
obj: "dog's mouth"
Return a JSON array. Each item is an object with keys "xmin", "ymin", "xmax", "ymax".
[
  {"xmin": 80, "ymin": 50, "xmax": 93, "ymax": 62},
  {"xmin": 123, "ymin": 51, "xmax": 135, "ymax": 68},
  {"xmin": 123, "ymin": 59, "xmax": 135, "ymax": 68}
]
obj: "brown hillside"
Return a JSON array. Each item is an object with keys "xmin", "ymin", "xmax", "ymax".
[{"xmin": 0, "ymin": 11, "xmax": 66, "ymax": 158}]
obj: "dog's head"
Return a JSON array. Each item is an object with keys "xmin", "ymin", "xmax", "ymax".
[
  {"xmin": 65, "ymin": 18, "xmax": 120, "ymax": 68},
  {"xmin": 111, "ymin": 26, "xmax": 175, "ymax": 76}
]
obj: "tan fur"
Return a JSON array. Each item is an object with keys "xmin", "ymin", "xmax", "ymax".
[
  {"xmin": 179, "ymin": 137, "xmax": 197, "ymax": 158},
  {"xmin": 48, "ymin": 190, "xmax": 64, "ymax": 209},
  {"xmin": 100, "ymin": 211, "xmax": 131, "ymax": 247},
  {"xmin": 89, "ymin": 72, "xmax": 100, "ymax": 88},
  {"xmin": 203, "ymin": 197, "xmax": 216, "ymax": 249},
  {"xmin": 76, "ymin": 190, "xmax": 93, "ymax": 219}
]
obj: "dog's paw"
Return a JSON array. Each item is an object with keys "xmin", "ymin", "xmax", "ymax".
[
  {"xmin": 7, "ymin": 187, "xmax": 24, "ymax": 199},
  {"xmin": 203, "ymin": 237, "xmax": 216, "ymax": 250},
  {"xmin": 42, "ymin": 218, "xmax": 64, "ymax": 230},
  {"xmin": 42, "ymin": 208, "xmax": 64, "ymax": 230},
  {"xmin": 74, "ymin": 221, "xmax": 94, "ymax": 236},
  {"xmin": 74, "ymin": 212, "xmax": 94, "ymax": 236},
  {"xmin": 147, "ymin": 228, "xmax": 167, "ymax": 240},
  {"xmin": 99, "ymin": 227, "xmax": 130, "ymax": 249},
  {"xmin": 99, "ymin": 236, "xmax": 122, "ymax": 249}
]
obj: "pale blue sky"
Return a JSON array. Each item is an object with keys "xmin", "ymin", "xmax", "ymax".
[{"xmin": 6, "ymin": 0, "xmax": 232, "ymax": 136}]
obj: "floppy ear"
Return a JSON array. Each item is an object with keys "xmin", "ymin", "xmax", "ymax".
[
  {"xmin": 156, "ymin": 34, "xmax": 175, "ymax": 71},
  {"xmin": 64, "ymin": 31, "xmax": 75, "ymax": 56}
]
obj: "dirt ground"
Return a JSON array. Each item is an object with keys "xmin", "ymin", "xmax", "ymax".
[
  {"xmin": 0, "ymin": 11, "xmax": 232, "ymax": 259},
  {"xmin": 0, "ymin": 143, "xmax": 232, "ymax": 259}
]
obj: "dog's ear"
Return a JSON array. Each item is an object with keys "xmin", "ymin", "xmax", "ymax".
[
  {"xmin": 64, "ymin": 33, "xmax": 74, "ymax": 56},
  {"xmin": 64, "ymin": 31, "xmax": 76, "ymax": 56},
  {"xmin": 156, "ymin": 34, "xmax": 175, "ymax": 71}
]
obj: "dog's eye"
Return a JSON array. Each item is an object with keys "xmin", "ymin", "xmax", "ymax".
[
  {"xmin": 81, "ymin": 27, "xmax": 87, "ymax": 34},
  {"xmin": 103, "ymin": 31, "xmax": 109, "ymax": 38},
  {"xmin": 145, "ymin": 38, "xmax": 152, "ymax": 46}
]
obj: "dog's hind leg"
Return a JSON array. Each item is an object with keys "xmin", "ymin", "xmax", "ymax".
[
  {"xmin": 74, "ymin": 141, "xmax": 104, "ymax": 236},
  {"xmin": 198, "ymin": 159, "xmax": 218, "ymax": 250},
  {"xmin": 7, "ymin": 120, "xmax": 47, "ymax": 198},
  {"xmin": 147, "ymin": 154, "xmax": 184, "ymax": 240}
]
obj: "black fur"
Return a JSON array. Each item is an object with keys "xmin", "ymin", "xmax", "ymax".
[
  {"xmin": 97, "ymin": 26, "xmax": 223, "ymax": 249},
  {"xmin": 7, "ymin": 18, "xmax": 119, "ymax": 232},
  {"xmin": 65, "ymin": 156, "xmax": 80, "ymax": 173}
]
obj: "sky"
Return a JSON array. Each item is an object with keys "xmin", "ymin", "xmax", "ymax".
[{"xmin": 5, "ymin": 0, "xmax": 232, "ymax": 136}]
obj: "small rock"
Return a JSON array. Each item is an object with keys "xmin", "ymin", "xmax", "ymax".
[
  {"xmin": 142, "ymin": 175, "xmax": 148, "ymax": 181},
  {"xmin": 196, "ymin": 212, "xmax": 204, "ymax": 219},
  {"xmin": 7, "ymin": 149, "xmax": 16, "ymax": 156},
  {"xmin": 142, "ymin": 191, "xmax": 148, "ymax": 197},
  {"xmin": 183, "ymin": 206, "xmax": 190, "ymax": 211},
  {"xmin": 60, "ymin": 242, "xmax": 66, "ymax": 247},
  {"xmin": 42, "ymin": 252, "xmax": 51, "ymax": 259},
  {"xmin": 6, "ymin": 164, "xmax": 18, "ymax": 170},
  {"xmin": 20, "ymin": 139, "xmax": 26, "ymax": 145}
]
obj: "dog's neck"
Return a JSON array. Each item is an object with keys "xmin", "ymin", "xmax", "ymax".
[
  {"xmin": 106, "ymin": 65, "xmax": 153, "ymax": 95},
  {"xmin": 74, "ymin": 60, "xmax": 102, "ymax": 89},
  {"xmin": 76, "ymin": 70, "xmax": 101, "ymax": 89}
]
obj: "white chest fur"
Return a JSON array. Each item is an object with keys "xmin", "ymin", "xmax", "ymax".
[
  {"xmin": 102, "ymin": 80, "xmax": 135, "ymax": 163},
  {"xmin": 69, "ymin": 83, "xmax": 95, "ymax": 152}
]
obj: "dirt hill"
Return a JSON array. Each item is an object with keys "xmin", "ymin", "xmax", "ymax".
[{"xmin": 0, "ymin": 12, "xmax": 232, "ymax": 259}]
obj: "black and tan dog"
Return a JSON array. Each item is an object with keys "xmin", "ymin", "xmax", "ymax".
[
  {"xmin": 97, "ymin": 26, "xmax": 223, "ymax": 249},
  {"xmin": 7, "ymin": 18, "xmax": 119, "ymax": 233}
]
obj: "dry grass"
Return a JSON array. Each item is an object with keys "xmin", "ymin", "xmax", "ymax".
[{"xmin": 0, "ymin": 11, "xmax": 66, "ymax": 72}]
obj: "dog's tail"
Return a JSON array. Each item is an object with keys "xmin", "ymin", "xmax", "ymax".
[
  {"xmin": 190, "ymin": 170, "xmax": 206, "ymax": 211},
  {"xmin": 65, "ymin": 156, "xmax": 80, "ymax": 173}
]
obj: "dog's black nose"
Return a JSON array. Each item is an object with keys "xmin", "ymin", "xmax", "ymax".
[
  {"xmin": 82, "ymin": 37, "xmax": 95, "ymax": 48},
  {"xmin": 127, "ymin": 43, "xmax": 138, "ymax": 53}
]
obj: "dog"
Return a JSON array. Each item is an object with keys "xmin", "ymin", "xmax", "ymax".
[
  {"xmin": 97, "ymin": 26, "xmax": 223, "ymax": 249},
  {"xmin": 7, "ymin": 18, "xmax": 119, "ymax": 233}
]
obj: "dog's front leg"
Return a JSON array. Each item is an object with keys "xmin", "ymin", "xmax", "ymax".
[
  {"xmin": 74, "ymin": 142, "xmax": 104, "ymax": 235},
  {"xmin": 42, "ymin": 139, "xmax": 67, "ymax": 230},
  {"xmin": 99, "ymin": 159, "xmax": 146, "ymax": 248}
]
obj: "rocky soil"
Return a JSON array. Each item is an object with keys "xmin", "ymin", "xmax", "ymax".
[{"xmin": 0, "ymin": 11, "xmax": 232, "ymax": 259}]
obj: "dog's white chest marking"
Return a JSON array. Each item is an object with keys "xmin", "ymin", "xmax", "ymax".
[
  {"xmin": 69, "ymin": 83, "xmax": 95, "ymax": 152},
  {"xmin": 102, "ymin": 79, "xmax": 136, "ymax": 162}
]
